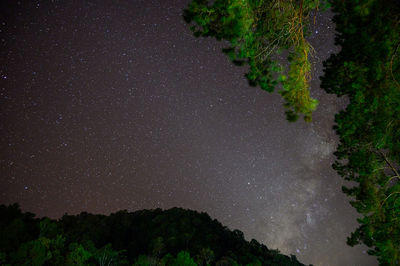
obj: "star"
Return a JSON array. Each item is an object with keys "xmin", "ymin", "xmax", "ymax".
[{"xmin": 0, "ymin": 2, "xmax": 376, "ymax": 265}]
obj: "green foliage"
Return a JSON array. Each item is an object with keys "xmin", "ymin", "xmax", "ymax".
[
  {"xmin": 66, "ymin": 243, "xmax": 92, "ymax": 265},
  {"xmin": 0, "ymin": 205, "xmax": 306, "ymax": 266},
  {"xmin": 173, "ymin": 251, "xmax": 197, "ymax": 266},
  {"xmin": 184, "ymin": 0, "xmax": 325, "ymax": 121},
  {"xmin": 321, "ymin": 0, "xmax": 400, "ymax": 264},
  {"xmin": 280, "ymin": 39, "xmax": 318, "ymax": 122},
  {"xmin": 95, "ymin": 243, "xmax": 128, "ymax": 266},
  {"xmin": 39, "ymin": 217, "xmax": 60, "ymax": 239},
  {"xmin": 161, "ymin": 253, "xmax": 176, "ymax": 265},
  {"xmin": 196, "ymin": 247, "xmax": 214, "ymax": 265},
  {"xmin": 11, "ymin": 235, "xmax": 66, "ymax": 265}
]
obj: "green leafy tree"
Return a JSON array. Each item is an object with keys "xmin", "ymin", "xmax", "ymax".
[
  {"xmin": 10, "ymin": 235, "xmax": 65, "ymax": 265},
  {"xmin": 172, "ymin": 251, "xmax": 197, "ymax": 266},
  {"xmin": 321, "ymin": 0, "xmax": 400, "ymax": 264},
  {"xmin": 184, "ymin": 0, "xmax": 330, "ymax": 121},
  {"xmin": 161, "ymin": 253, "xmax": 175, "ymax": 265},
  {"xmin": 66, "ymin": 242, "xmax": 93, "ymax": 265},
  {"xmin": 196, "ymin": 247, "xmax": 214, "ymax": 265},
  {"xmin": 0, "ymin": 205, "xmax": 307, "ymax": 266},
  {"xmin": 93, "ymin": 243, "xmax": 129, "ymax": 266}
]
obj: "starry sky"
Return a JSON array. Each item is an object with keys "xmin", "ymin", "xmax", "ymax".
[{"xmin": 0, "ymin": 1, "xmax": 377, "ymax": 265}]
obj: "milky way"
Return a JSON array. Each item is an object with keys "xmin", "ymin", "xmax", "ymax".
[{"xmin": 0, "ymin": 1, "xmax": 377, "ymax": 265}]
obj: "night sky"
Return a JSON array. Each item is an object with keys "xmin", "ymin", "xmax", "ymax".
[{"xmin": 1, "ymin": 1, "xmax": 377, "ymax": 265}]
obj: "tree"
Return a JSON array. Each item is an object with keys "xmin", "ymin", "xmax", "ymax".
[
  {"xmin": 184, "ymin": 0, "xmax": 330, "ymax": 121},
  {"xmin": 0, "ymin": 203, "xmax": 38, "ymax": 254},
  {"xmin": 172, "ymin": 251, "xmax": 197, "ymax": 266},
  {"xmin": 66, "ymin": 242, "xmax": 93, "ymax": 265},
  {"xmin": 10, "ymin": 235, "xmax": 66, "ymax": 265},
  {"xmin": 320, "ymin": 0, "xmax": 400, "ymax": 264},
  {"xmin": 185, "ymin": 0, "xmax": 400, "ymax": 264},
  {"xmin": 153, "ymin": 237, "xmax": 166, "ymax": 257},
  {"xmin": 196, "ymin": 247, "xmax": 214, "ymax": 265},
  {"xmin": 94, "ymin": 243, "xmax": 128, "ymax": 266},
  {"xmin": 0, "ymin": 205, "xmax": 306, "ymax": 265}
]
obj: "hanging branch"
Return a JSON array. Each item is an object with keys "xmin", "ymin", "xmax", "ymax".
[{"xmin": 378, "ymin": 150, "xmax": 400, "ymax": 182}]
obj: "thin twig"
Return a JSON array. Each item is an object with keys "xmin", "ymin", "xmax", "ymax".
[
  {"xmin": 381, "ymin": 192, "xmax": 400, "ymax": 207},
  {"xmin": 390, "ymin": 42, "xmax": 400, "ymax": 89},
  {"xmin": 378, "ymin": 150, "xmax": 400, "ymax": 180}
]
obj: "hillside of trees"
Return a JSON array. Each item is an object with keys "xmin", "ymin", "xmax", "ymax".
[{"xmin": 0, "ymin": 204, "xmax": 307, "ymax": 265}]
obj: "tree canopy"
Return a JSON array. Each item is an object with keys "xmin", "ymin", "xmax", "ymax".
[
  {"xmin": 321, "ymin": 0, "xmax": 400, "ymax": 265},
  {"xmin": 0, "ymin": 204, "xmax": 307, "ymax": 266},
  {"xmin": 183, "ymin": 0, "xmax": 330, "ymax": 122}
]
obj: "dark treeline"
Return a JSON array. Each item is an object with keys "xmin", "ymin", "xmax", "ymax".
[{"xmin": 0, "ymin": 204, "xmax": 307, "ymax": 266}]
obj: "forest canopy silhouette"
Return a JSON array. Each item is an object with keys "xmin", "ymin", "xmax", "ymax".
[{"xmin": 0, "ymin": 204, "xmax": 307, "ymax": 265}]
